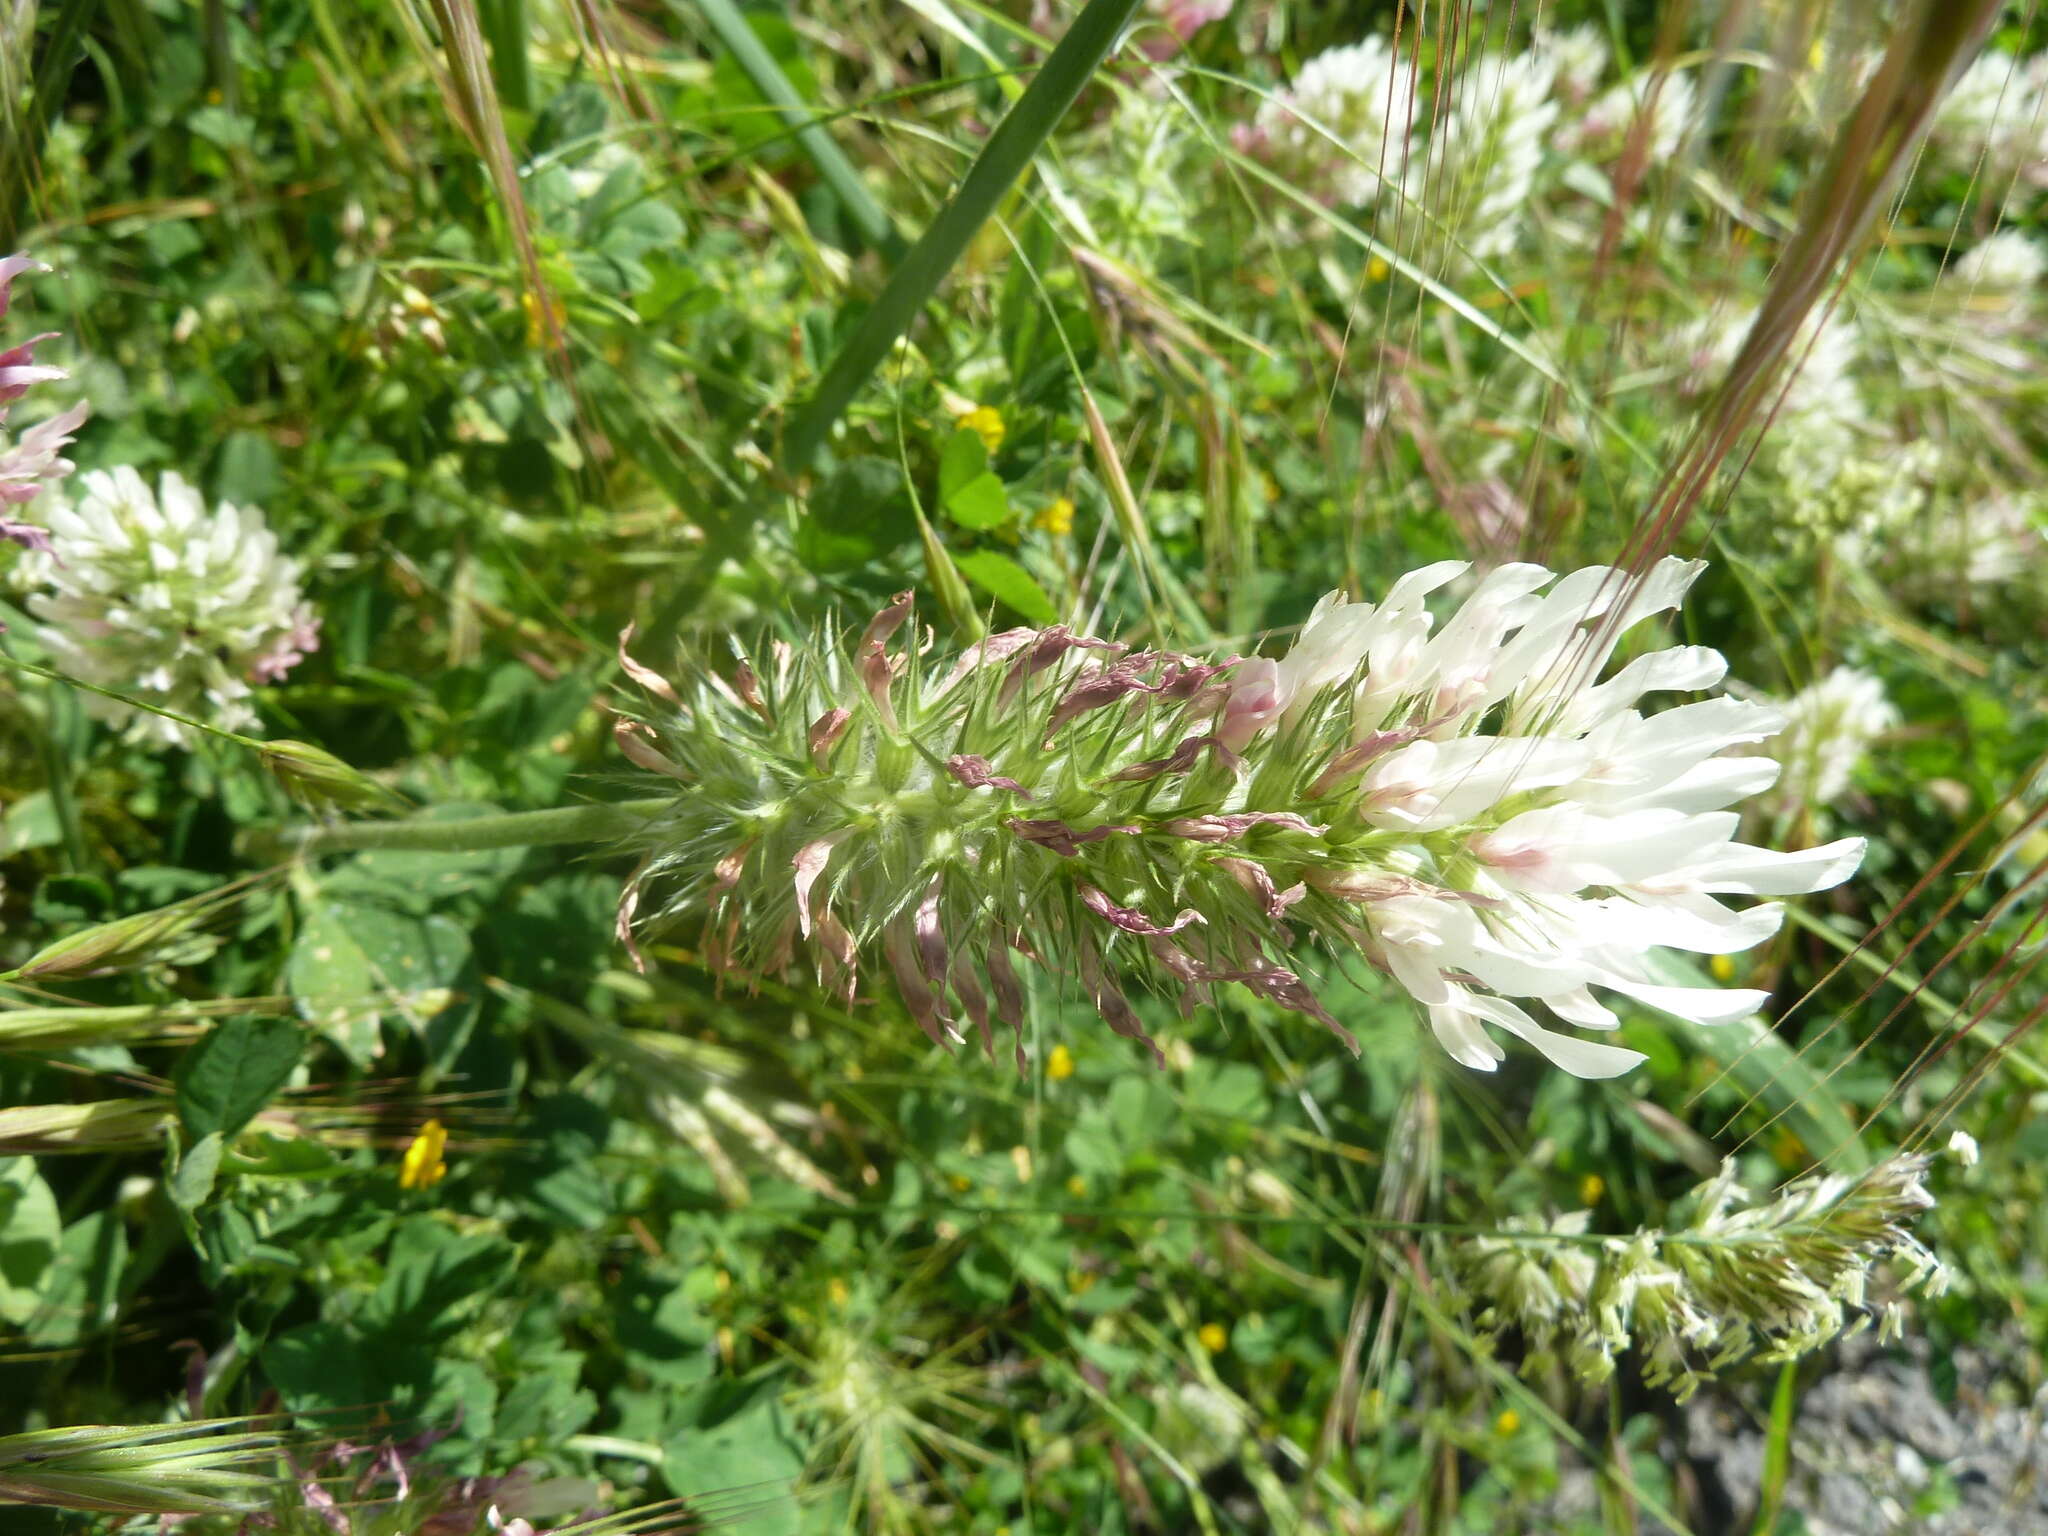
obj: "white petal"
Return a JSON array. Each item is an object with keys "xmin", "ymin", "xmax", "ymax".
[
  {"xmin": 1666, "ymin": 836, "xmax": 1866, "ymax": 896},
  {"xmin": 1598, "ymin": 978, "xmax": 1769, "ymax": 1026},
  {"xmin": 1466, "ymin": 993, "xmax": 1647, "ymax": 1078}
]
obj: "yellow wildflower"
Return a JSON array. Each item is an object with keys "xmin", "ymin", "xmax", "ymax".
[
  {"xmin": 398, "ymin": 1118, "xmax": 449, "ymax": 1190},
  {"xmin": 1495, "ymin": 1408, "xmax": 1520, "ymax": 1435},
  {"xmin": 828, "ymin": 1277, "xmax": 850, "ymax": 1307},
  {"xmin": 521, "ymin": 287, "xmax": 566, "ymax": 347},
  {"xmin": 957, "ymin": 405, "xmax": 1006, "ymax": 454},
  {"xmin": 1198, "ymin": 1322, "xmax": 1228, "ymax": 1354},
  {"xmin": 1367, "ymin": 256, "xmax": 1391, "ymax": 282},
  {"xmin": 1065, "ymin": 1174, "xmax": 1088, "ymax": 1200},
  {"xmin": 1046, "ymin": 1043, "xmax": 1076, "ymax": 1081},
  {"xmin": 1580, "ymin": 1173, "xmax": 1605, "ymax": 1207},
  {"xmin": 1035, "ymin": 496, "xmax": 1076, "ymax": 537}
]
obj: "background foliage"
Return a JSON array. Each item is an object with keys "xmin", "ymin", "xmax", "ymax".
[{"xmin": 1, "ymin": 0, "xmax": 2045, "ymax": 1531}]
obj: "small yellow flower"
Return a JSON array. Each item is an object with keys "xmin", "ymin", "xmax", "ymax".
[
  {"xmin": 398, "ymin": 1118, "xmax": 449, "ymax": 1190},
  {"xmin": 521, "ymin": 287, "xmax": 566, "ymax": 347},
  {"xmin": 1068, "ymin": 1268, "xmax": 1097, "ymax": 1296},
  {"xmin": 1034, "ymin": 496, "xmax": 1076, "ymax": 537},
  {"xmin": 1198, "ymin": 1322, "xmax": 1229, "ymax": 1354},
  {"xmin": 1046, "ymin": 1043, "xmax": 1076, "ymax": 1081},
  {"xmin": 1367, "ymin": 256, "xmax": 1391, "ymax": 282},
  {"xmin": 957, "ymin": 405, "xmax": 1006, "ymax": 454},
  {"xmin": 1494, "ymin": 1408, "xmax": 1521, "ymax": 1436},
  {"xmin": 1710, "ymin": 953, "xmax": 1735, "ymax": 982},
  {"xmin": 1579, "ymin": 1173, "xmax": 1605, "ymax": 1207},
  {"xmin": 828, "ymin": 1277, "xmax": 850, "ymax": 1307},
  {"xmin": 950, "ymin": 1172, "xmax": 974, "ymax": 1193},
  {"xmin": 1065, "ymin": 1174, "xmax": 1088, "ymax": 1200}
]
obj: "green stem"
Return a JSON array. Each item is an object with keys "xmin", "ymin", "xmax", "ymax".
[
  {"xmin": 480, "ymin": 0, "xmax": 532, "ymax": 113},
  {"xmin": 278, "ymin": 797, "xmax": 669, "ymax": 859},
  {"xmin": 781, "ymin": 0, "xmax": 1143, "ymax": 471}
]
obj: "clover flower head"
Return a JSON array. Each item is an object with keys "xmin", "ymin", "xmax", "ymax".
[
  {"xmin": 1535, "ymin": 23, "xmax": 1610, "ymax": 106},
  {"xmin": 1756, "ymin": 666, "xmax": 1896, "ymax": 819},
  {"xmin": 617, "ymin": 559, "xmax": 1860, "ymax": 1081},
  {"xmin": 1250, "ymin": 38, "xmax": 1418, "ymax": 206},
  {"xmin": 21, "ymin": 467, "xmax": 319, "ymax": 746},
  {"xmin": 1672, "ymin": 303, "xmax": 1864, "ymax": 485},
  {"xmin": 1429, "ymin": 53, "xmax": 1561, "ymax": 260},
  {"xmin": 1564, "ymin": 66, "xmax": 1698, "ymax": 164},
  {"xmin": 0, "ymin": 253, "xmax": 89, "ymax": 551},
  {"xmin": 1929, "ymin": 49, "xmax": 2048, "ymax": 187},
  {"xmin": 1949, "ymin": 230, "xmax": 2047, "ymax": 292}
]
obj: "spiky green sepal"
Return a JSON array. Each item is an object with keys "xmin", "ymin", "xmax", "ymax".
[{"xmin": 615, "ymin": 595, "xmax": 1356, "ymax": 1068}]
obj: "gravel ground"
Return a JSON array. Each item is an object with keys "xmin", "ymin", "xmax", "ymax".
[{"xmin": 1679, "ymin": 1334, "xmax": 2048, "ymax": 1535}]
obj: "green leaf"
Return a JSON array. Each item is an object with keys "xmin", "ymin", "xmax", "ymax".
[
  {"xmin": 26, "ymin": 1208, "xmax": 128, "ymax": 1347},
  {"xmin": 285, "ymin": 902, "xmax": 475, "ymax": 1071},
  {"xmin": 0, "ymin": 1158, "xmax": 61, "ymax": 1327},
  {"xmin": 954, "ymin": 549, "xmax": 1057, "ymax": 625},
  {"xmin": 662, "ymin": 1394, "xmax": 804, "ymax": 1534},
  {"xmin": 794, "ymin": 456, "xmax": 916, "ymax": 573},
  {"xmin": 363, "ymin": 1217, "xmax": 517, "ymax": 1342},
  {"xmin": 222, "ymin": 1131, "xmax": 343, "ymax": 1180},
  {"xmin": 264, "ymin": 1321, "xmax": 378, "ymax": 1414},
  {"xmin": 285, "ymin": 904, "xmax": 381, "ymax": 1067},
  {"xmin": 171, "ymin": 1133, "xmax": 225, "ymax": 1212},
  {"xmin": 944, "ymin": 471, "xmax": 1010, "ymax": 530},
  {"xmin": 0, "ymin": 791, "xmax": 60, "ymax": 856},
  {"xmin": 937, "ymin": 427, "xmax": 988, "ymax": 502},
  {"xmin": 177, "ymin": 1017, "xmax": 304, "ymax": 1141}
]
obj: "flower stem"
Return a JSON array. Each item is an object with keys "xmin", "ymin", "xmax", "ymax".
[{"xmin": 276, "ymin": 798, "xmax": 669, "ymax": 859}]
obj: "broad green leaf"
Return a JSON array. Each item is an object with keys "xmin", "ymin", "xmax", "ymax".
[
  {"xmin": 662, "ymin": 1395, "xmax": 804, "ymax": 1535},
  {"xmin": 937, "ymin": 427, "xmax": 988, "ymax": 502},
  {"xmin": 170, "ymin": 1132, "xmax": 225, "ymax": 1211},
  {"xmin": 285, "ymin": 904, "xmax": 381, "ymax": 1067},
  {"xmin": 0, "ymin": 1158, "xmax": 60, "ymax": 1327},
  {"xmin": 955, "ymin": 549, "xmax": 1057, "ymax": 625},
  {"xmin": 177, "ymin": 1017, "xmax": 304, "ymax": 1141},
  {"xmin": 25, "ymin": 1208, "xmax": 128, "ymax": 1347},
  {"xmin": 944, "ymin": 470, "xmax": 1010, "ymax": 530}
]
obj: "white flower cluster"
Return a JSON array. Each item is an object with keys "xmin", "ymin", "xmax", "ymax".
[
  {"xmin": 1948, "ymin": 230, "xmax": 2048, "ymax": 293},
  {"xmin": 20, "ymin": 468, "xmax": 318, "ymax": 747},
  {"xmin": 1250, "ymin": 37, "xmax": 1418, "ymax": 207},
  {"xmin": 0, "ymin": 254, "xmax": 89, "ymax": 550},
  {"xmin": 1217, "ymin": 557, "xmax": 1863, "ymax": 1078},
  {"xmin": 1671, "ymin": 303, "xmax": 1865, "ymax": 486},
  {"xmin": 1928, "ymin": 48, "xmax": 2048, "ymax": 189},
  {"xmin": 1248, "ymin": 29, "xmax": 1700, "ymax": 261},
  {"xmin": 1562, "ymin": 65, "xmax": 1698, "ymax": 165},
  {"xmin": 1459, "ymin": 1156, "xmax": 1945, "ymax": 1400},
  {"xmin": 1754, "ymin": 667, "xmax": 1896, "ymax": 820},
  {"xmin": 1430, "ymin": 54, "xmax": 1561, "ymax": 261}
]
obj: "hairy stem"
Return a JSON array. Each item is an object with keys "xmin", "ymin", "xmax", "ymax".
[{"xmin": 276, "ymin": 798, "xmax": 669, "ymax": 859}]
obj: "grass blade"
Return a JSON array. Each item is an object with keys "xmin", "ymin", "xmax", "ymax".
[
  {"xmin": 782, "ymin": 0, "xmax": 1144, "ymax": 470},
  {"xmin": 1749, "ymin": 1360, "xmax": 1799, "ymax": 1536},
  {"xmin": 687, "ymin": 0, "xmax": 905, "ymax": 259}
]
